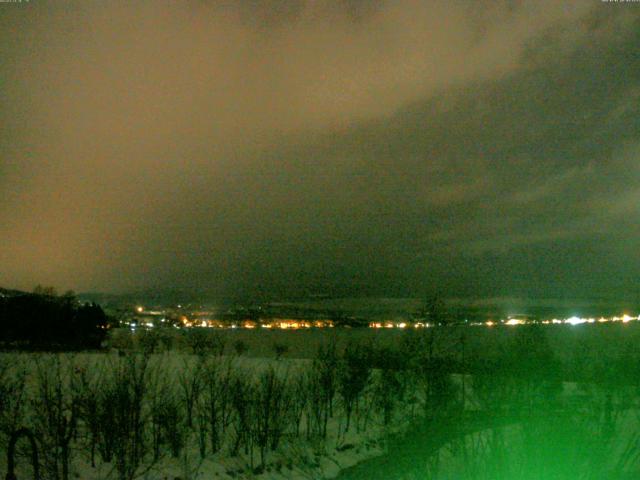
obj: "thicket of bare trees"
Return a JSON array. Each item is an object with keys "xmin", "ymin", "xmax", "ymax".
[
  {"xmin": 0, "ymin": 336, "xmax": 428, "ymax": 478},
  {"xmin": 32, "ymin": 357, "xmax": 78, "ymax": 480},
  {"xmin": 2, "ymin": 324, "xmax": 640, "ymax": 479}
]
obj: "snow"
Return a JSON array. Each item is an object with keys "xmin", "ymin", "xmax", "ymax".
[{"xmin": 0, "ymin": 352, "xmax": 416, "ymax": 480}]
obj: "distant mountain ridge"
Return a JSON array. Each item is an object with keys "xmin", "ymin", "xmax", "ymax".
[{"xmin": 4, "ymin": 285, "xmax": 635, "ymax": 321}]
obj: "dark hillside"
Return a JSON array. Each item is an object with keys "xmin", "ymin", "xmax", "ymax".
[{"xmin": 0, "ymin": 288, "xmax": 108, "ymax": 349}]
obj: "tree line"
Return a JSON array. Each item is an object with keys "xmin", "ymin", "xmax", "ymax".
[{"xmin": 0, "ymin": 287, "xmax": 108, "ymax": 349}]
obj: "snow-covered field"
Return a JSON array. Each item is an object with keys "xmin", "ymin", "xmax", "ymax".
[
  {"xmin": 3, "ymin": 324, "xmax": 640, "ymax": 479},
  {"xmin": 0, "ymin": 347, "xmax": 419, "ymax": 480}
]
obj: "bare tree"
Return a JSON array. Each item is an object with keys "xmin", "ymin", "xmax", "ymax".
[
  {"xmin": 105, "ymin": 354, "xmax": 151, "ymax": 480},
  {"xmin": 230, "ymin": 371, "xmax": 255, "ymax": 457},
  {"xmin": 178, "ymin": 357, "xmax": 204, "ymax": 429},
  {"xmin": 199, "ymin": 357, "xmax": 236, "ymax": 456},
  {"xmin": 73, "ymin": 360, "xmax": 105, "ymax": 468},
  {"xmin": 253, "ymin": 366, "xmax": 291, "ymax": 468},
  {"xmin": 306, "ymin": 342, "xmax": 338, "ymax": 440},
  {"xmin": 149, "ymin": 360, "xmax": 185, "ymax": 461},
  {"xmin": 373, "ymin": 366, "xmax": 402, "ymax": 427},
  {"xmin": 32, "ymin": 355, "xmax": 78, "ymax": 480},
  {"xmin": 288, "ymin": 371, "xmax": 308, "ymax": 437},
  {"xmin": 0, "ymin": 355, "xmax": 27, "ymax": 444},
  {"xmin": 337, "ymin": 342, "xmax": 370, "ymax": 433}
]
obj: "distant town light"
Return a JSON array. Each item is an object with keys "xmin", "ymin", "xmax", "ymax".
[
  {"xmin": 121, "ymin": 305, "xmax": 639, "ymax": 331},
  {"xmin": 565, "ymin": 316, "xmax": 586, "ymax": 326}
]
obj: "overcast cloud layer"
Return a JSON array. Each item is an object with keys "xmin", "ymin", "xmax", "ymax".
[{"xmin": 1, "ymin": 0, "xmax": 639, "ymax": 302}]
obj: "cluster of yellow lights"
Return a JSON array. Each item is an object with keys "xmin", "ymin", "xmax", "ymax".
[
  {"xmin": 175, "ymin": 317, "xmax": 334, "ymax": 330},
  {"xmin": 369, "ymin": 321, "xmax": 431, "ymax": 329},
  {"xmin": 261, "ymin": 320, "xmax": 333, "ymax": 329},
  {"xmin": 369, "ymin": 314, "xmax": 639, "ymax": 329},
  {"xmin": 505, "ymin": 319, "xmax": 525, "ymax": 326},
  {"xmin": 137, "ymin": 306, "xmax": 638, "ymax": 330},
  {"xmin": 505, "ymin": 314, "xmax": 639, "ymax": 326}
]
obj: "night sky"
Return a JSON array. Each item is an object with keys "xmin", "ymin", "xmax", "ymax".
[{"xmin": 1, "ymin": 1, "xmax": 639, "ymax": 303}]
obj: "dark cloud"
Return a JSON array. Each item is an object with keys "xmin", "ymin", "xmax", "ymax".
[{"xmin": 0, "ymin": 1, "xmax": 638, "ymax": 303}]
